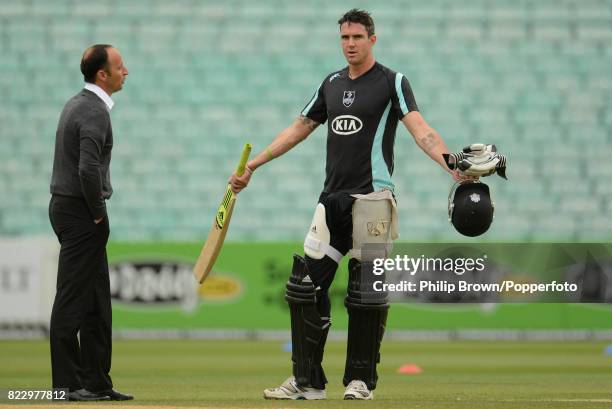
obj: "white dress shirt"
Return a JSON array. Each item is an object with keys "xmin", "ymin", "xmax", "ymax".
[{"xmin": 84, "ymin": 82, "xmax": 114, "ymax": 111}]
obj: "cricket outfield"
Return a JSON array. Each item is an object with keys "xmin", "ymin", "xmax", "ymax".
[{"xmin": 1, "ymin": 339, "xmax": 611, "ymax": 409}]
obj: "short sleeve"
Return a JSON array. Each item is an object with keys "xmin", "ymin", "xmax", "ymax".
[
  {"xmin": 392, "ymin": 73, "xmax": 418, "ymax": 118},
  {"xmin": 300, "ymin": 80, "xmax": 327, "ymax": 124}
]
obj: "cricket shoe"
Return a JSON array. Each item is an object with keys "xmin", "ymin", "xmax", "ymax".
[
  {"xmin": 263, "ymin": 376, "xmax": 326, "ymax": 400},
  {"xmin": 343, "ymin": 380, "xmax": 373, "ymax": 400}
]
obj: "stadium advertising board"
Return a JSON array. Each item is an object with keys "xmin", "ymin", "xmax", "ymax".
[{"xmin": 108, "ymin": 242, "xmax": 612, "ymax": 331}]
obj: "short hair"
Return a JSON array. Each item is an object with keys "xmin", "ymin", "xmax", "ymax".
[
  {"xmin": 80, "ymin": 44, "xmax": 112, "ymax": 83},
  {"xmin": 338, "ymin": 9, "xmax": 375, "ymax": 37}
]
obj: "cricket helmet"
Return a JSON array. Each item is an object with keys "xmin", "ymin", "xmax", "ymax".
[{"xmin": 448, "ymin": 181, "xmax": 494, "ymax": 237}]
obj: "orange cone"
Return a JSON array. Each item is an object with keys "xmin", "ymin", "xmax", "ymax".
[{"xmin": 397, "ymin": 364, "xmax": 422, "ymax": 374}]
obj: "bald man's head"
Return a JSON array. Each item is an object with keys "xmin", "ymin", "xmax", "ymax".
[
  {"xmin": 80, "ymin": 44, "xmax": 128, "ymax": 95},
  {"xmin": 80, "ymin": 44, "xmax": 112, "ymax": 83}
]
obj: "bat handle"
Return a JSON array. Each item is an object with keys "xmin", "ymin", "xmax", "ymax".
[{"xmin": 235, "ymin": 143, "xmax": 252, "ymax": 177}]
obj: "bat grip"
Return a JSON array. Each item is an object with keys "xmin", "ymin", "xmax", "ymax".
[{"xmin": 235, "ymin": 143, "xmax": 252, "ymax": 177}]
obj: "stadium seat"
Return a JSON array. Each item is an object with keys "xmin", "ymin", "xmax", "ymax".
[{"xmin": 1, "ymin": 0, "xmax": 610, "ymax": 242}]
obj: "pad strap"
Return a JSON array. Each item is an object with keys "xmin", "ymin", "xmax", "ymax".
[{"xmin": 304, "ymin": 236, "xmax": 343, "ymax": 264}]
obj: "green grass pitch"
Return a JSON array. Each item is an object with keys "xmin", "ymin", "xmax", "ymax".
[{"xmin": 1, "ymin": 339, "xmax": 611, "ymax": 408}]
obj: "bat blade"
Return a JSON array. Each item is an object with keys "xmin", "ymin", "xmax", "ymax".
[
  {"xmin": 193, "ymin": 143, "xmax": 252, "ymax": 283},
  {"xmin": 193, "ymin": 185, "xmax": 237, "ymax": 283}
]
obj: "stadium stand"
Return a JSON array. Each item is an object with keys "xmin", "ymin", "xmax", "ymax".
[{"xmin": 0, "ymin": 0, "xmax": 610, "ymax": 241}]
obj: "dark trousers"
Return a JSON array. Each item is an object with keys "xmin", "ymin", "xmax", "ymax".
[
  {"xmin": 302, "ymin": 192, "xmax": 387, "ymax": 390},
  {"xmin": 307, "ymin": 192, "xmax": 356, "ymax": 317},
  {"xmin": 298, "ymin": 192, "xmax": 354, "ymax": 389},
  {"xmin": 48, "ymin": 195, "xmax": 113, "ymax": 392}
]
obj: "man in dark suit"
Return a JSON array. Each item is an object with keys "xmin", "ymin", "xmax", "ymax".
[{"xmin": 49, "ymin": 44, "xmax": 132, "ymax": 401}]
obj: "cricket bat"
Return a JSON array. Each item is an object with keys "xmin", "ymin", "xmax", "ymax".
[{"xmin": 193, "ymin": 143, "xmax": 252, "ymax": 283}]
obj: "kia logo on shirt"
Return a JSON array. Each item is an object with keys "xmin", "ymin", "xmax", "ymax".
[{"xmin": 331, "ymin": 115, "xmax": 363, "ymax": 135}]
